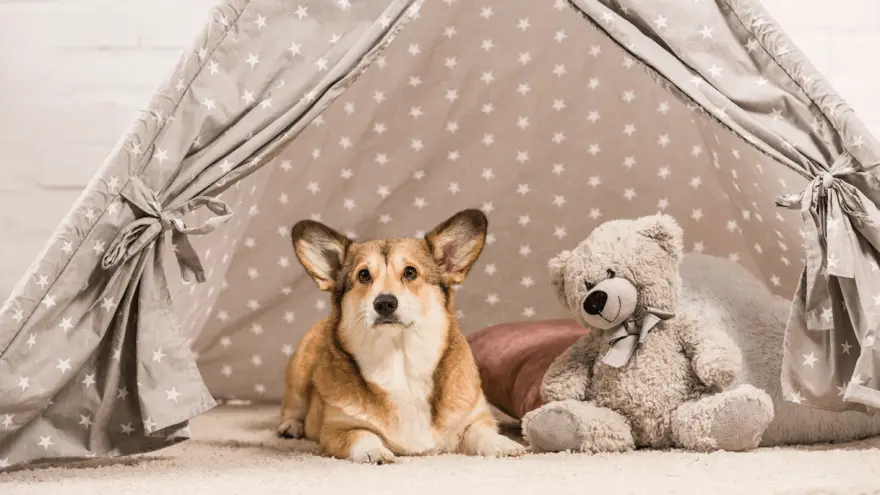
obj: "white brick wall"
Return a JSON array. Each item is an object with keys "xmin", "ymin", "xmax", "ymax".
[{"xmin": 0, "ymin": 0, "xmax": 878, "ymax": 298}]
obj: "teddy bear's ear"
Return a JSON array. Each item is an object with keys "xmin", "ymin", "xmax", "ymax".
[
  {"xmin": 636, "ymin": 214, "xmax": 684, "ymax": 259},
  {"xmin": 547, "ymin": 250, "xmax": 574, "ymax": 306}
]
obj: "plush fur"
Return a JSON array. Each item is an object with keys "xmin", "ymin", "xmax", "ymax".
[
  {"xmin": 522, "ymin": 214, "xmax": 775, "ymax": 453},
  {"xmin": 678, "ymin": 253, "xmax": 880, "ymax": 446},
  {"xmin": 278, "ymin": 209, "xmax": 525, "ymax": 463}
]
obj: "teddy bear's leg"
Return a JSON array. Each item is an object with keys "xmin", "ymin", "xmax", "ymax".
[
  {"xmin": 521, "ymin": 400, "xmax": 635, "ymax": 454},
  {"xmin": 671, "ymin": 384, "xmax": 774, "ymax": 452}
]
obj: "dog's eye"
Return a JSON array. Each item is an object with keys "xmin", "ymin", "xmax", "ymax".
[
  {"xmin": 357, "ymin": 269, "xmax": 371, "ymax": 284},
  {"xmin": 606, "ymin": 269, "xmax": 616, "ymax": 279},
  {"xmin": 584, "ymin": 280, "xmax": 594, "ymax": 291},
  {"xmin": 403, "ymin": 266, "xmax": 418, "ymax": 281}
]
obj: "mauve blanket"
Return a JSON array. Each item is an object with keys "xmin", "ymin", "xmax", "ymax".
[{"xmin": 467, "ymin": 319, "xmax": 590, "ymax": 420}]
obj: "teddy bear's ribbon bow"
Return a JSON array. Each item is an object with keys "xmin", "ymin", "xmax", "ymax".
[{"xmin": 600, "ymin": 307, "xmax": 675, "ymax": 368}]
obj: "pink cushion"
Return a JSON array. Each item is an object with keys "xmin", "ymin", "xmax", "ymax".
[{"xmin": 467, "ymin": 319, "xmax": 590, "ymax": 420}]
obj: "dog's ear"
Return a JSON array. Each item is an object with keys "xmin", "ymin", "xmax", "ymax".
[
  {"xmin": 291, "ymin": 220, "xmax": 352, "ymax": 292},
  {"xmin": 424, "ymin": 209, "xmax": 488, "ymax": 285},
  {"xmin": 547, "ymin": 250, "xmax": 574, "ymax": 307}
]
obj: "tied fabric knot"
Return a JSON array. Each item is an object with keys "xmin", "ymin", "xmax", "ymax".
[
  {"xmin": 775, "ymin": 152, "xmax": 875, "ymax": 330},
  {"xmin": 99, "ymin": 176, "xmax": 233, "ymax": 293},
  {"xmin": 820, "ymin": 172, "xmax": 835, "ymax": 191},
  {"xmin": 600, "ymin": 306, "xmax": 675, "ymax": 368}
]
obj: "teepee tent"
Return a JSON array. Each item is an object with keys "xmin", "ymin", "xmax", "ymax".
[{"xmin": 2, "ymin": 0, "xmax": 879, "ymax": 470}]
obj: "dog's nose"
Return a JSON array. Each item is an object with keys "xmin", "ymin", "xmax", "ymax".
[
  {"xmin": 582, "ymin": 291, "xmax": 608, "ymax": 316},
  {"xmin": 373, "ymin": 294, "xmax": 398, "ymax": 317}
]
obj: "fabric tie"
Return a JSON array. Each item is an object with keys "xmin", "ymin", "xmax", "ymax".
[
  {"xmin": 775, "ymin": 152, "xmax": 877, "ymax": 330},
  {"xmin": 91, "ymin": 176, "xmax": 233, "ymax": 309},
  {"xmin": 600, "ymin": 306, "xmax": 675, "ymax": 368}
]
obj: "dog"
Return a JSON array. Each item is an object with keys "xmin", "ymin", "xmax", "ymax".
[{"xmin": 276, "ymin": 208, "xmax": 525, "ymax": 464}]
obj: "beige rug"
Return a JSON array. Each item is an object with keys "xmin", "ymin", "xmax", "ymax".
[{"xmin": 3, "ymin": 404, "xmax": 880, "ymax": 495}]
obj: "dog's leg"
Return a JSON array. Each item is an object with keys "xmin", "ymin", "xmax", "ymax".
[
  {"xmin": 320, "ymin": 422, "xmax": 396, "ymax": 465},
  {"xmin": 277, "ymin": 328, "xmax": 320, "ymax": 439},
  {"xmin": 277, "ymin": 360, "xmax": 309, "ymax": 438},
  {"xmin": 459, "ymin": 403, "xmax": 526, "ymax": 458}
]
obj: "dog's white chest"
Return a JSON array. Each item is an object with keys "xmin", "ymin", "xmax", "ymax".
[{"xmin": 359, "ymin": 333, "xmax": 443, "ymax": 455}]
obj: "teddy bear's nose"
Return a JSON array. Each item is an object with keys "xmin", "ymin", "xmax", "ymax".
[{"xmin": 583, "ymin": 291, "xmax": 608, "ymax": 315}]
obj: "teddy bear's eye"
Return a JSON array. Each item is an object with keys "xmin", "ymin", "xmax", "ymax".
[
  {"xmin": 584, "ymin": 280, "xmax": 595, "ymax": 291},
  {"xmin": 606, "ymin": 269, "xmax": 616, "ymax": 279}
]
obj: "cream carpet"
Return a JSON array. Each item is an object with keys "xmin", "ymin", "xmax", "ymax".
[{"xmin": 3, "ymin": 404, "xmax": 880, "ymax": 495}]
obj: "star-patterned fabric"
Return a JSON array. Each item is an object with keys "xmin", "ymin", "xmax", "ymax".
[{"xmin": 1, "ymin": 0, "xmax": 879, "ymax": 472}]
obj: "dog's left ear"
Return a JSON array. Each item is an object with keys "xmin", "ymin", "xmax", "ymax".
[{"xmin": 424, "ymin": 209, "xmax": 488, "ymax": 285}]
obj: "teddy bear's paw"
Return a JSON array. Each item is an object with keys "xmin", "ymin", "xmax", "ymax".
[
  {"xmin": 523, "ymin": 401, "xmax": 634, "ymax": 454},
  {"xmin": 673, "ymin": 384, "xmax": 773, "ymax": 452},
  {"xmin": 707, "ymin": 386, "xmax": 774, "ymax": 451}
]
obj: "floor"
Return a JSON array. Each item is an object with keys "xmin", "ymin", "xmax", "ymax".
[{"xmin": 2, "ymin": 404, "xmax": 880, "ymax": 495}]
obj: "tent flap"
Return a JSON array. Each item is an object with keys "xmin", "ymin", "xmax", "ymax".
[{"xmin": 0, "ymin": 0, "xmax": 419, "ymax": 471}]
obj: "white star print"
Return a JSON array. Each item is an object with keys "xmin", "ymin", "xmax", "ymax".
[
  {"xmin": 38, "ymin": 436, "xmax": 53, "ymax": 450},
  {"xmin": 41, "ymin": 294, "xmax": 56, "ymax": 310},
  {"xmin": 56, "ymin": 358, "xmax": 72, "ymax": 374},
  {"xmin": 2, "ymin": 414, "xmax": 14, "ymax": 430},
  {"xmin": 802, "ymin": 352, "xmax": 818, "ymax": 368},
  {"xmin": 166, "ymin": 387, "xmax": 182, "ymax": 403},
  {"xmin": 53, "ymin": 317, "xmax": 72, "ymax": 335},
  {"xmin": 101, "ymin": 297, "xmax": 116, "ymax": 312},
  {"xmin": 79, "ymin": 414, "xmax": 93, "ymax": 428},
  {"xmin": 246, "ymin": 53, "xmax": 260, "ymax": 69},
  {"xmin": 153, "ymin": 348, "xmax": 166, "ymax": 363},
  {"xmin": 652, "ymin": 15, "xmax": 668, "ymax": 29}
]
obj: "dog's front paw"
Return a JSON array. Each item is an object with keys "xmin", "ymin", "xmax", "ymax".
[
  {"xmin": 277, "ymin": 417, "xmax": 305, "ymax": 439},
  {"xmin": 473, "ymin": 433, "xmax": 527, "ymax": 458},
  {"xmin": 350, "ymin": 445, "xmax": 397, "ymax": 465}
]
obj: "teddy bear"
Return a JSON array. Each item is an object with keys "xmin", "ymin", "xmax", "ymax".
[{"xmin": 521, "ymin": 213, "xmax": 775, "ymax": 453}]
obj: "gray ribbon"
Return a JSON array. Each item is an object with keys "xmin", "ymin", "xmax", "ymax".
[
  {"xmin": 90, "ymin": 176, "xmax": 233, "ymax": 310},
  {"xmin": 775, "ymin": 152, "xmax": 878, "ymax": 331},
  {"xmin": 600, "ymin": 306, "xmax": 675, "ymax": 368}
]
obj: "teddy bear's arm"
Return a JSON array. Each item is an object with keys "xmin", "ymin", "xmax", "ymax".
[
  {"xmin": 539, "ymin": 332, "xmax": 601, "ymax": 403},
  {"xmin": 674, "ymin": 316, "xmax": 743, "ymax": 391}
]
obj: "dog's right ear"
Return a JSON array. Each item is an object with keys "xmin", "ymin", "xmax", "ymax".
[
  {"xmin": 291, "ymin": 220, "xmax": 352, "ymax": 292},
  {"xmin": 547, "ymin": 250, "xmax": 574, "ymax": 307}
]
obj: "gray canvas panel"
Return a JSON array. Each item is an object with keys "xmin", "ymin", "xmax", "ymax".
[
  {"xmin": 188, "ymin": 0, "xmax": 808, "ymax": 401},
  {"xmin": 0, "ymin": 0, "xmax": 419, "ymax": 471}
]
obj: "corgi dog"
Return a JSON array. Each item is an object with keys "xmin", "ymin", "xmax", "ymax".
[{"xmin": 277, "ymin": 209, "xmax": 525, "ymax": 464}]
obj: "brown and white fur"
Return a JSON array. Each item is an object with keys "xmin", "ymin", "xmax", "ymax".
[{"xmin": 277, "ymin": 209, "xmax": 525, "ymax": 464}]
